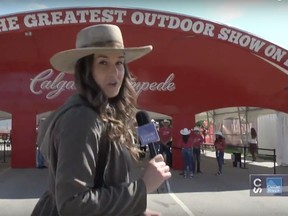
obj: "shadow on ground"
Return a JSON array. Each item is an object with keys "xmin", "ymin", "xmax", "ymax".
[{"xmin": 167, "ymin": 155, "xmax": 288, "ymax": 194}]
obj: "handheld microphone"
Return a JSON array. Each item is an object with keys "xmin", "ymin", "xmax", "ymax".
[
  {"xmin": 136, "ymin": 111, "xmax": 158, "ymax": 157},
  {"xmin": 136, "ymin": 110, "xmax": 171, "ymax": 193}
]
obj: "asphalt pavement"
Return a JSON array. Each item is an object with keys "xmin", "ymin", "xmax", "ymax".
[{"xmin": 0, "ymin": 150, "xmax": 287, "ymax": 216}]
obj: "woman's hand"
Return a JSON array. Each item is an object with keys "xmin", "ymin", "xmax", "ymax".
[
  {"xmin": 141, "ymin": 154, "xmax": 171, "ymax": 193},
  {"xmin": 143, "ymin": 208, "xmax": 162, "ymax": 216}
]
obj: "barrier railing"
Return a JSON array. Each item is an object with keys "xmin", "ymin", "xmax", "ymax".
[
  {"xmin": 201, "ymin": 143, "xmax": 215, "ymax": 152},
  {"xmin": 0, "ymin": 140, "xmax": 11, "ymax": 163},
  {"xmin": 173, "ymin": 144, "xmax": 277, "ymax": 174},
  {"xmin": 229, "ymin": 145, "xmax": 276, "ymax": 174}
]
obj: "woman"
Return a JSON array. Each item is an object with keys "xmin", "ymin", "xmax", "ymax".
[
  {"xmin": 179, "ymin": 128, "xmax": 194, "ymax": 178},
  {"xmin": 214, "ymin": 131, "xmax": 226, "ymax": 176},
  {"xmin": 31, "ymin": 24, "xmax": 171, "ymax": 216},
  {"xmin": 249, "ymin": 127, "xmax": 258, "ymax": 161}
]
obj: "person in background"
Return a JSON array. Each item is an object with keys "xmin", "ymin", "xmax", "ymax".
[
  {"xmin": 248, "ymin": 127, "xmax": 258, "ymax": 161},
  {"xmin": 214, "ymin": 131, "xmax": 226, "ymax": 176},
  {"xmin": 179, "ymin": 128, "xmax": 194, "ymax": 178},
  {"xmin": 191, "ymin": 126, "xmax": 204, "ymax": 173},
  {"xmin": 31, "ymin": 24, "xmax": 171, "ymax": 216},
  {"xmin": 159, "ymin": 119, "xmax": 173, "ymax": 167}
]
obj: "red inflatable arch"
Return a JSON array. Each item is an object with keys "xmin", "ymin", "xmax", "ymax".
[{"xmin": 1, "ymin": 7, "xmax": 287, "ymax": 169}]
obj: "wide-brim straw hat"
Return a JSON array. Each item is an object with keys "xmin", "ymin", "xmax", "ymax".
[
  {"xmin": 180, "ymin": 128, "xmax": 191, "ymax": 135},
  {"xmin": 50, "ymin": 24, "xmax": 153, "ymax": 73}
]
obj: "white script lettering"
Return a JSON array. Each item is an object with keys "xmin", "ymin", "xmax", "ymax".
[
  {"xmin": 30, "ymin": 69, "xmax": 76, "ymax": 99},
  {"xmin": 131, "ymin": 73, "xmax": 176, "ymax": 96},
  {"xmin": 30, "ymin": 70, "xmax": 176, "ymax": 99}
]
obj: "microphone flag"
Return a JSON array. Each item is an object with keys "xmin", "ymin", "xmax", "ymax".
[{"xmin": 137, "ymin": 122, "xmax": 160, "ymax": 146}]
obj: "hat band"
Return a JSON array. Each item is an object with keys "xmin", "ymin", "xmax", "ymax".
[{"xmin": 80, "ymin": 40, "xmax": 124, "ymax": 49}]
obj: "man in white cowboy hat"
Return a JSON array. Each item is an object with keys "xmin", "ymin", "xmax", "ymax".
[
  {"xmin": 158, "ymin": 119, "xmax": 173, "ymax": 167},
  {"xmin": 191, "ymin": 126, "xmax": 204, "ymax": 173},
  {"xmin": 32, "ymin": 24, "xmax": 170, "ymax": 216},
  {"xmin": 214, "ymin": 131, "xmax": 226, "ymax": 175},
  {"xmin": 178, "ymin": 128, "xmax": 194, "ymax": 178}
]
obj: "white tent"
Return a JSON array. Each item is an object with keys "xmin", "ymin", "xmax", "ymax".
[
  {"xmin": 257, "ymin": 112, "xmax": 288, "ymax": 166},
  {"xmin": 196, "ymin": 107, "xmax": 288, "ymax": 166}
]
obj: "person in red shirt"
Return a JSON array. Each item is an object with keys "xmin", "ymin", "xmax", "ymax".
[
  {"xmin": 158, "ymin": 119, "xmax": 173, "ymax": 167},
  {"xmin": 191, "ymin": 127, "xmax": 204, "ymax": 173},
  {"xmin": 178, "ymin": 128, "xmax": 194, "ymax": 178},
  {"xmin": 214, "ymin": 131, "xmax": 226, "ymax": 175}
]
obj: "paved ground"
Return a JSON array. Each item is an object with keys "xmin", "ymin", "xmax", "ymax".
[{"xmin": 0, "ymin": 150, "xmax": 287, "ymax": 216}]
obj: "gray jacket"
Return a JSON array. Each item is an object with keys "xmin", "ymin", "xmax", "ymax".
[{"xmin": 32, "ymin": 94, "xmax": 147, "ymax": 216}]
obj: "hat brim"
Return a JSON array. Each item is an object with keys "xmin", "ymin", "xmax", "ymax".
[
  {"xmin": 215, "ymin": 133, "xmax": 224, "ymax": 137},
  {"xmin": 180, "ymin": 130, "xmax": 191, "ymax": 135},
  {"xmin": 50, "ymin": 45, "xmax": 152, "ymax": 73}
]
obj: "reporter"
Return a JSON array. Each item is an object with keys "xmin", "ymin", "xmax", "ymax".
[{"xmin": 31, "ymin": 24, "xmax": 171, "ymax": 216}]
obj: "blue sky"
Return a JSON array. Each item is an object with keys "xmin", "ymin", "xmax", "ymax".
[
  {"xmin": 0, "ymin": 0, "xmax": 288, "ymax": 130},
  {"xmin": 0, "ymin": 0, "xmax": 288, "ymax": 49}
]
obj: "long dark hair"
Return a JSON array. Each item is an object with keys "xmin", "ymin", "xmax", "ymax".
[
  {"xmin": 74, "ymin": 54, "xmax": 139, "ymax": 159},
  {"xmin": 215, "ymin": 135, "xmax": 224, "ymax": 141},
  {"xmin": 251, "ymin": 128, "xmax": 257, "ymax": 139},
  {"xmin": 182, "ymin": 135, "xmax": 190, "ymax": 143}
]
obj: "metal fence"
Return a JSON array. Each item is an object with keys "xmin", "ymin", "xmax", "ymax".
[{"xmin": 0, "ymin": 140, "xmax": 11, "ymax": 163}]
